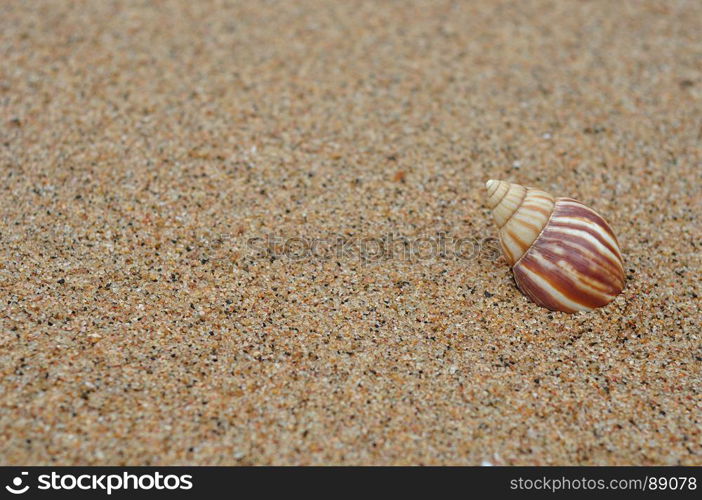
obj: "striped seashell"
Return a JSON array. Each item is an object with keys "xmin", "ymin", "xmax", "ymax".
[{"xmin": 485, "ymin": 180, "xmax": 625, "ymax": 313}]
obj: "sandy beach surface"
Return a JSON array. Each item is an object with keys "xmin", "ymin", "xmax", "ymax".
[{"xmin": 1, "ymin": 0, "xmax": 700, "ymax": 465}]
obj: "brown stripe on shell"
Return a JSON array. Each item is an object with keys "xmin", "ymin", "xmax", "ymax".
[
  {"xmin": 512, "ymin": 264, "xmax": 580, "ymax": 312},
  {"xmin": 556, "ymin": 198, "xmax": 620, "ymax": 246},
  {"xmin": 522, "ymin": 250, "xmax": 614, "ymax": 307},
  {"xmin": 540, "ymin": 220, "xmax": 623, "ymax": 273},
  {"xmin": 528, "ymin": 194, "xmax": 555, "ymax": 203},
  {"xmin": 546, "ymin": 220, "xmax": 623, "ymax": 269},
  {"xmin": 537, "ymin": 233, "xmax": 624, "ymax": 290},
  {"xmin": 490, "ymin": 183, "xmax": 510, "ymax": 209},
  {"xmin": 531, "ymin": 238, "xmax": 623, "ymax": 296},
  {"xmin": 500, "ymin": 237, "xmax": 516, "ymax": 265},
  {"xmin": 512, "ymin": 198, "xmax": 625, "ymax": 312},
  {"xmin": 519, "ymin": 203, "xmax": 551, "ymax": 217},
  {"xmin": 510, "ymin": 215, "xmax": 542, "ymax": 236},
  {"xmin": 506, "ymin": 229, "xmax": 530, "ymax": 253},
  {"xmin": 498, "ymin": 187, "xmax": 528, "ymax": 228}
]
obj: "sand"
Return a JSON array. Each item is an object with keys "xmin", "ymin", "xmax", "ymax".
[{"xmin": 0, "ymin": 0, "xmax": 700, "ymax": 465}]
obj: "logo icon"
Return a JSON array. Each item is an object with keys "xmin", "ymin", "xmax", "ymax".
[{"xmin": 5, "ymin": 472, "xmax": 29, "ymax": 495}]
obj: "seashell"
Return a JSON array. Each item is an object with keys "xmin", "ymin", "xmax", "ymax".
[{"xmin": 485, "ymin": 179, "xmax": 625, "ymax": 312}]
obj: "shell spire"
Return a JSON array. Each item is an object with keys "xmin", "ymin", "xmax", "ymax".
[
  {"xmin": 485, "ymin": 179, "xmax": 625, "ymax": 313},
  {"xmin": 485, "ymin": 179, "xmax": 555, "ymax": 266}
]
